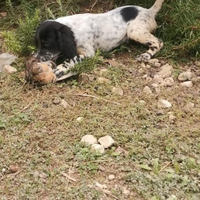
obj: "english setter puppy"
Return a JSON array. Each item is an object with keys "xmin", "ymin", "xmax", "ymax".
[{"xmin": 35, "ymin": 0, "xmax": 164, "ymax": 80}]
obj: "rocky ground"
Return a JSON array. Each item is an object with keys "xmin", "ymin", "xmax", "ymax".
[{"xmin": 0, "ymin": 48, "xmax": 200, "ymax": 199}]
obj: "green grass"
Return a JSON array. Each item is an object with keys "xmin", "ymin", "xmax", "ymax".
[{"xmin": 0, "ymin": 0, "xmax": 200, "ymax": 199}]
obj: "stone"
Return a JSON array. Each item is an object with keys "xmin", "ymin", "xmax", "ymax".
[
  {"xmin": 3, "ymin": 65, "xmax": 17, "ymax": 73},
  {"xmin": 158, "ymin": 99, "xmax": 172, "ymax": 108},
  {"xmin": 98, "ymin": 135, "xmax": 115, "ymax": 148},
  {"xmin": 95, "ymin": 182, "xmax": 107, "ymax": 189},
  {"xmin": 153, "ymin": 74, "xmax": 163, "ymax": 84},
  {"xmin": 81, "ymin": 135, "xmax": 97, "ymax": 145},
  {"xmin": 194, "ymin": 61, "xmax": 200, "ymax": 67},
  {"xmin": 52, "ymin": 98, "xmax": 60, "ymax": 105},
  {"xmin": 108, "ymin": 174, "xmax": 115, "ymax": 180},
  {"xmin": 148, "ymin": 58, "xmax": 159, "ymax": 64},
  {"xmin": 140, "ymin": 62, "xmax": 146, "ymax": 68},
  {"xmin": 143, "ymin": 86, "xmax": 152, "ymax": 94},
  {"xmin": 0, "ymin": 53, "xmax": 18, "ymax": 72},
  {"xmin": 180, "ymin": 81, "xmax": 193, "ymax": 87},
  {"xmin": 76, "ymin": 117, "xmax": 83, "ymax": 122},
  {"xmin": 97, "ymin": 77, "xmax": 111, "ymax": 84},
  {"xmin": 61, "ymin": 99, "xmax": 70, "ymax": 108},
  {"xmin": 160, "ymin": 77, "xmax": 175, "ymax": 87},
  {"xmin": 99, "ymin": 68, "xmax": 108, "ymax": 76},
  {"xmin": 91, "ymin": 144, "xmax": 105, "ymax": 153},
  {"xmin": 157, "ymin": 64, "xmax": 173, "ymax": 78},
  {"xmin": 178, "ymin": 71, "xmax": 193, "ymax": 81},
  {"xmin": 169, "ymin": 114, "xmax": 176, "ymax": 123},
  {"xmin": 112, "ymin": 87, "xmax": 124, "ymax": 96}
]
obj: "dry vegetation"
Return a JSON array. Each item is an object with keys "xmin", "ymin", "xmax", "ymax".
[{"xmin": 0, "ymin": 0, "xmax": 200, "ymax": 200}]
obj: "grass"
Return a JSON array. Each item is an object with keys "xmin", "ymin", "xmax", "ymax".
[{"xmin": 0, "ymin": 0, "xmax": 200, "ymax": 199}]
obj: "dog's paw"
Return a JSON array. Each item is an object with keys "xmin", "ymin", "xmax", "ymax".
[{"xmin": 136, "ymin": 53, "xmax": 152, "ymax": 62}]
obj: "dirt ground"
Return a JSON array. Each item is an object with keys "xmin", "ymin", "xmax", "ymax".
[{"xmin": 0, "ymin": 1, "xmax": 200, "ymax": 200}]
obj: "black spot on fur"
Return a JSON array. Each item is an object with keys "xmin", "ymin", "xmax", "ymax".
[{"xmin": 120, "ymin": 7, "xmax": 139, "ymax": 22}]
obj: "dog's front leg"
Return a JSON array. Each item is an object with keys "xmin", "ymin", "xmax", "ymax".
[{"xmin": 53, "ymin": 55, "xmax": 85, "ymax": 80}]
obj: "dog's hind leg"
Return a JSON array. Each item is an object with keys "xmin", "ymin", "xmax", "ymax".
[{"xmin": 127, "ymin": 27, "xmax": 163, "ymax": 62}]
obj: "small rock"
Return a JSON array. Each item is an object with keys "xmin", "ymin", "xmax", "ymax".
[
  {"xmin": 154, "ymin": 62, "xmax": 161, "ymax": 67},
  {"xmin": 114, "ymin": 146, "xmax": 129, "ymax": 156},
  {"xmin": 166, "ymin": 195, "xmax": 177, "ymax": 200},
  {"xmin": 52, "ymin": 98, "xmax": 60, "ymax": 105},
  {"xmin": 157, "ymin": 64, "xmax": 173, "ymax": 78},
  {"xmin": 97, "ymin": 77, "xmax": 111, "ymax": 84},
  {"xmin": 148, "ymin": 58, "xmax": 159, "ymax": 64},
  {"xmin": 138, "ymin": 68, "xmax": 144, "ymax": 74},
  {"xmin": 186, "ymin": 102, "xmax": 195, "ymax": 109},
  {"xmin": 169, "ymin": 114, "xmax": 176, "ymax": 123},
  {"xmin": 180, "ymin": 81, "xmax": 193, "ymax": 87},
  {"xmin": 160, "ymin": 77, "xmax": 175, "ymax": 87},
  {"xmin": 112, "ymin": 87, "xmax": 124, "ymax": 96},
  {"xmin": 76, "ymin": 117, "xmax": 83, "ymax": 122},
  {"xmin": 195, "ymin": 61, "xmax": 200, "ymax": 67},
  {"xmin": 3, "ymin": 65, "xmax": 17, "ymax": 73},
  {"xmin": 139, "ymin": 100, "xmax": 146, "ymax": 105},
  {"xmin": 81, "ymin": 135, "xmax": 97, "ymax": 145},
  {"xmin": 95, "ymin": 182, "xmax": 107, "ymax": 189},
  {"xmin": 158, "ymin": 99, "xmax": 172, "ymax": 108},
  {"xmin": 153, "ymin": 74, "xmax": 163, "ymax": 84},
  {"xmin": 0, "ymin": 53, "xmax": 18, "ymax": 72},
  {"xmin": 9, "ymin": 165, "xmax": 19, "ymax": 173},
  {"xmin": 151, "ymin": 83, "xmax": 159, "ymax": 88},
  {"xmin": 122, "ymin": 187, "xmax": 131, "ymax": 196},
  {"xmin": 98, "ymin": 135, "xmax": 115, "ymax": 148},
  {"xmin": 143, "ymin": 86, "xmax": 152, "ymax": 94},
  {"xmin": 178, "ymin": 71, "xmax": 193, "ymax": 81},
  {"xmin": 140, "ymin": 62, "xmax": 146, "ymax": 68},
  {"xmin": 91, "ymin": 144, "xmax": 105, "ymax": 154},
  {"xmin": 108, "ymin": 174, "xmax": 115, "ymax": 180},
  {"xmin": 99, "ymin": 68, "xmax": 108, "ymax": 76},
  {"xmin": 61, "ymin": 99, "xmax": 70, "ymax": 109}
]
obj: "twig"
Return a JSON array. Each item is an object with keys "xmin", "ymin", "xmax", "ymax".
[
  {"xmin": 159, "ymin": 162, "xmax": 171, "ymax": 172},
  {"xmin": 8, "ymin": 102, "xmax": 32, "ymax": 118},
  {"xmin": 90, "ymin": 0, "xmax": 99, "ymax": 11},
  {"xmin": 61, "ymin": 172, "xmax": 77, "ymax": 182},
  {"xmin": 75, "ymin": 94, "xmax": 121, "ymax": 105}
]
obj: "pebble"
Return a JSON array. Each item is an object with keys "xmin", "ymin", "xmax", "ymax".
[
  {"xmin": 99, "ymin": 68, "xmax": 108, "ymax": 76},
  {"xmin": 158, "ymin": 99, "xmax": 172, "ymax": 108},
  {"xmin": 9, "ymin": 165, "xmax": 19, "ymax": 173},
  {"xmin": 143, "ymin": 86, "xmax": 152, "ymax": 94},
  {"xmin": 108, "ymin": 174, "xmax": 115, "ymax": 180},
  {"xmin": 98, "ymin": 135, "xmax": 115, "ymax": 148},
  {"xmin": 95, "ymin": 182, "xmax": 107, "ymax": 189},
  {"xmin": 91, "ymin": 144, "xmax": 105, "ymax": 154},
  {"xmin": 153, "ymin": 74, "xmax": 163, "ymax": 84},
  {"xmin": 160, "ymin": 77, "xmax": 175, "ymax": 87},
  {"xmin": 81, "ymin": 135, "xmax": 98, "ymax": 145},
  {"xmin": 139, "ymin": 100, "xmax": 146, "ymax": 105},
  {"xmin": 0, "ymin": 53, "xmax": 18, "ymax": 72},
  {"xmin": 112, "ymin": 87, "xmax": 124, "ymax": 96},
  {"xmin": 148, "ymin": 58, "xmax": 159, "ymax": 64},
  {"xmin": 169, "ymin": 114, "xmax": 176, "ymax": 123},
  {"xmin": 195, "ymin": 61, "xmax": 200, "ymax": 67},
  {"xmin": 140, "ymin": 62, "xmax": 146, "ymax": 68},
  {"xmin": 76, "ymin": 117, "xmax": 83, "ymax": 122},
  {"xmin": 157, "ymin": 64, "xmax": 173, "ymax": 78},
  {"xmin": 178, "ymin": 71, "xmax": 193, "ymax": 81},
  {"xmin": 3, "ymin": 65, "xmax": 17, "ymax": 73},
  {"xmin": 61, "ymin": 99, "xmax": 70, "ymax": 109},
  {"xmin": 97, "ymin": 77, "xmax": 111, "ymax": 84},
  {"xmin": 180, "ymin": 81, "xmax": 193, "ymax": 87},
  {"xmin": 52, "ymin": 98, "xmax": 60, "ymax": 105}
]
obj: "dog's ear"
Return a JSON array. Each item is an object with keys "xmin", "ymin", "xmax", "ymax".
[{"xmin": 58, "ymin": 25, "xmax": 78, "ymax": 59}]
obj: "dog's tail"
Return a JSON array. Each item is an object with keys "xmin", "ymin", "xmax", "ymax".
[{"xmin": 149, "ymin": 0, "xmax": 164, "ymax": 15}]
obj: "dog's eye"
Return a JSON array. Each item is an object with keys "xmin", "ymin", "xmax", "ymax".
[{"xmin": 43, "ymin": 41, "xmax": 50, "ymax": 47}]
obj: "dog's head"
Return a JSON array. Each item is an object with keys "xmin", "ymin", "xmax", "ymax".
[{"xmin": 35, "ymin": 21, "xmax": 77, "ymax": 62}]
